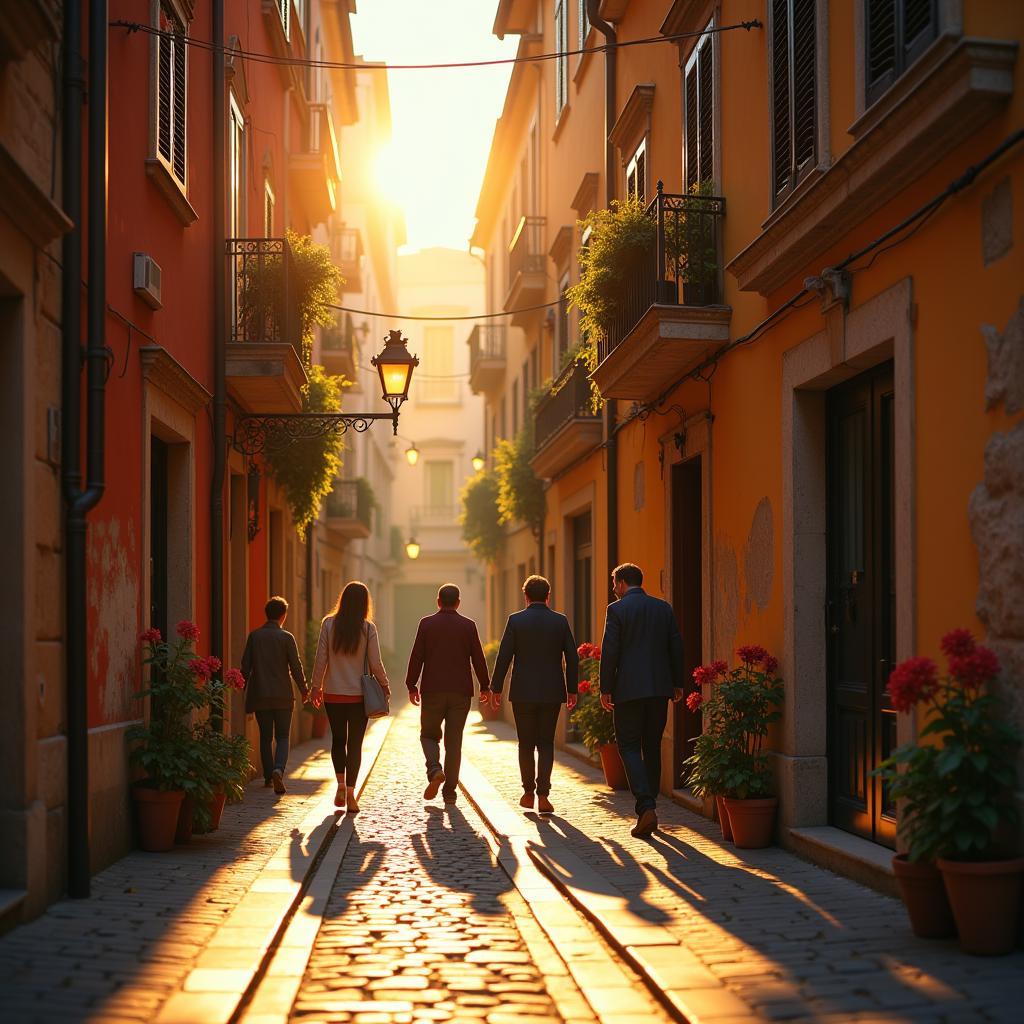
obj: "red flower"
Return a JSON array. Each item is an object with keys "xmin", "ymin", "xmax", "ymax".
[
  {"xmin": 578, "ymin": 642, "xmax": 595, "ymax": 659},
  {"xmin": 887, "ymin": 656, "xmax": 939, "ymax": 713},
  {"xmin": 578, "ymin": 679, "xmax": 591, "ymax": 694},
  {"xmin": 686, "ymin": 690, "xmax": 703, "ymax": 713},
  {"xmin": 189, "ymin": 658, "xmax": 213, "ymax": 680},
  {"xmin": 737, "ymin": 644, "xmax": 769, "ymax": 666},
  {"xmin": 224, "ymin": 668, "xmax": 246, "ymax": 691},
  {"xmin": 948, "ymin": 646, "xmax": 1000, "ymax": 688},
  {"xmin": 176, "ymin": 620, "xmax": 201, "ymax": 643},
  {"xmin": 205, "ymin": 655, "xmax": 222, "ymax": 675},
  {"xmin": 692, "ymin": 664, "xmax": 716, "ymax": 687},
  {"xmin": 940, "ymin": 628, "xmax": 976, "ymax": 661},
  {"xmin": 592, "ymin": 645, "xmax": 601, "ymax": 658},
  {"xmin": 763, "ymin": 655, "xmax": 779, "ymax": 676},
  {"xmin": 711, "ymin": 660, "xmax": 729, "ymax": 676},
  {"xmin": 140, "ymin": 628, "xmax": 162, "ymax": 645}
]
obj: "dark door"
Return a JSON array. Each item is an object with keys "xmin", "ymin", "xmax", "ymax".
[
  {"xmin": 572, "ymin": 511, "xmax": 593, "ymax": 644},
  {"xmin": 827, "ymin": 362, "xmax": 896, "ymax": 847},
  {"xmin": 672, "ymin": 456, "xmax": 703, "ymax": 787},
  {"xmin": 150, "ymin": 437, "xmax": 169, "ymax": 639}
]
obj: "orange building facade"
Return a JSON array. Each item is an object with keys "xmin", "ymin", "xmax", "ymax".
[{"xmin": 473, "ymin": 0, "xmax": 1023, "ymax": 889}]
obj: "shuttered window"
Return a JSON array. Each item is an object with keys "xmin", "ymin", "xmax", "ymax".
[
  {"xmin": 626, "ymin": 140, "xmax": 646, "ymax": 205},
  {"xmin": 276, "ymin": 0, "xmax": 290, "ymax": 40},
  {"xmin": 865, "ymin": 0, "xmax": 938, "ymax": 106},
  {"xmin": 770, "ymin": 0, "xmax": 817, "ymax": 206},
  {"xmin": 684, "ymin": 24, "xmax": 714, "ymax": 190},
  {"xmin": 578, "ymin": 0, "xmax": 590, "ymax": 47},
  {"xmin": 555, "ymin": 1, "xmax": 568, "ymax": 116},
  {"xmin": 156, "ymin": 3, "xmax": 187, "ymax": 187}
]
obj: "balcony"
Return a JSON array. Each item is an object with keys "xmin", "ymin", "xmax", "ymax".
[
  {"xmin": 505, "ymin": 215, "xmax": 546, "ymax": 326},
  {"xmin": 531, "ymin": 362, "xmax": 602, "ymax": 478},
  {"xmin": 467, "ymin": 323, "xmax": 507, "ymax": 395},
  {"xmin": 226, "ymin": 237, "xmax": 307, "ymax": 413},
  {"xmin": 411, "ymin": 505, "xmax": 461, "ymax": 528},
  {"xmin": 334, "ymin": 227, "xmax": 364, "ymax": 293},
  {"xmin": 290, "ymin": 103, "xmax": 341, "ymax": 227},
  {"xmin": 591, "ymin": 187, "xmax": 731, "ymax": 405},
  {"xmin": 325, "ymin": 479, "xmax": 373, "ymax": 540},
  {"xmin": 320, "ymin": 313, "xmax": 359, "ymax": 384}
]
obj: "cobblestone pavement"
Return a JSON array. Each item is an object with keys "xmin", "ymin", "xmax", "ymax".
[
  {"xmin": 464, "ymin": 715, "xmax": 1024, "ymax": 1024},
  {"xmin": 291, "ymin": 709, "xmax": 574, "ymax": 1024},
  {"xmin": 0, "ymin": 738, "xmax": 338, "ymax": 1023}
]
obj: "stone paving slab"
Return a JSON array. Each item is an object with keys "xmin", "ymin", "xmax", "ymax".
[
  {"xmin": 0, "ymin": 720, "xmax": 389, "ymax": 1024},
  {"xmin": 462, "ymin": 714, "xmax": 1024, "ymax": 1024}
]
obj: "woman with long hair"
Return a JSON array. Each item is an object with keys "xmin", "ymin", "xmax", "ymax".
[{"xmin": 311, "ymin": 581, "xmax": 391, "ymax": 811}]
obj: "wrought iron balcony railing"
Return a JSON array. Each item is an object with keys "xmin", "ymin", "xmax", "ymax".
[
  {"xmin": 597, "ymin": 184, "xmax": 725, "ymax": 365},
  {"xmin": 468, "ymin": 323, "xmax": 506, "ymax": 366},
  {"xmin": 228, "ymin": 237, "xmax": 302, "ymax": 356},
  {"xmin": 534, "ymin": 361, "xmax": 599, "ymax": 453},
  {"xmin": 325, "ymin": 479, "xmax": 372, "ymax": 530},
  {"xmin": 321, "ymin": 313, "xmax": 356, "ymax": 353},
  {"xmin": 507, "ymin": 215, "xmax": 546, "ymax": 292},
  {"xmin": 333, "ymin": 226, "xmax": 363, "ymax": 292}
]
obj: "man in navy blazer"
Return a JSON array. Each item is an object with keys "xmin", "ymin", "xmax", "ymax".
[
  {"xmin": 599, "ymin": 563, "xmax": 684, "ymax": 837},
  {"xmin": 491, "ymin": 575, "xmax": 579, "ymax": 813}
]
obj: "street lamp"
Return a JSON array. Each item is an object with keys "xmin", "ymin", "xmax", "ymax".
[
  {"xmin": 372, "ymin": 329, "xmax": 419, "ymax": 432},
  {"xmin": 406, "ymin": 443, "xmax": 420, "ymax": 466},
  {"xmin": 405, "ymin": 537, "xmax": 421, "ymax": 560},
  {"xmin": 471, "ymin": 450, "xmax": 485, "ymax": 473}
]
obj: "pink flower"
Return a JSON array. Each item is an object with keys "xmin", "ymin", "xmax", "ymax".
[
  {"xmin": 176, "ymin": 620, "xmax": 201, "ymax": 643},
  {"xmin": 948, "ymin": 646, "xmax": 1000, "ymax": 688},
  {"xmin": 686, "ymin": 690, "xmax": 703, "ymax": 713},
  {"xmin": 189, "ymin": 658, "xmax": 213, "ymax": 680},
  {"xmin": 763, "ymin": 655, "xmax": 779, "ymax": 676},
  {"xmin": 940, "ymin": 628, "xmax": 976, "ymax": 661},
  {"xmin": 578, "ymin": 679, "xmax": 591, "ymax": 694},
  {"xmin": 224, "ymin": 668, "xmax": 246, "ymax": 691},
  {"xmin": 887, "ymin": 657, "xmax": 939, "ymax": 713},
  {"xmin": 140, "ymin": 628, "xmax": 162, "ymax": 645},
  {"xmin": 737, "ymin": 644, "xmax": 770, "ymax": 666}
]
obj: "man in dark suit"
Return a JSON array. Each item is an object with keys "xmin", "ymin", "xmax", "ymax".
[
  {"xmin": 599, "ymin": 563, "xmax": 684, "ymax": 837},
  {"xmin": 405, "ymin": 583, "xmax": 490, "ymax": 805},
  {"xmin": 491, "ymin": 575, "xmax": 579, "ymax": 813}
]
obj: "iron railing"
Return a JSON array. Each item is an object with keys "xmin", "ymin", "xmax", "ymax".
[
  {"xmin": 597, "ymin": 183, "xmax": 725, "ymax": 364},
  {"xmin": 322, "ymin": 313, "xmax": 356, "ymax": 353},
  {"xmin": 410, "ymin": 504, "xmax": 460, "ymax": 525},
  {"xmin": 468, "ymin": 323, "xmax": 507, "ymax": 368},
  {"xmin": 228, "ymin": 237, "xmax": 301, "ymax": 356},
  {"xmin": 325, "ymin": 479, "xmax": 373, "ymax": 530},
  {"xmin": 307, "ymin": 102, "xmax": 341, "ymax": 179},
  {"xmin": 534, "ymin": 362, "xmax": 599, "ymax": 453},
  {"xmin": 508, "ymin": 215, "xmax": 546, "ymax": 291}
]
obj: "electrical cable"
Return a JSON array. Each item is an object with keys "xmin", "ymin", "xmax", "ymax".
[{"xmin": 327, "ymin": 300, "xmax": 561, "ymax": 320}]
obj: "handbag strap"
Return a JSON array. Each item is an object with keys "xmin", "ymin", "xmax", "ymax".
[{"xmin": 363, "ymin": 623, "xmax": 372, "ymax": 676}]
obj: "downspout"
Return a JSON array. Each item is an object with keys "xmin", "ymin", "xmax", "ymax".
[
  {"xmin": 210, "ymin": 0, "xmax": 226, "ymax": 722},
  {"xmin": 63, "ymin": 0, "xmax": 108, "ymax": 899},
  {"xmin": 587, "ymin": 0, "xmax": 618, "ymax": 578}
]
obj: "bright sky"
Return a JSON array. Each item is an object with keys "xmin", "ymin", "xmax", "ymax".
[{"xmin": 351, "ymin": 1, "xmax": 518, "ymax": 252}]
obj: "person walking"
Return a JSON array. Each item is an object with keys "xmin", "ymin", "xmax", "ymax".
[
  {"xmin": 490, "ymin": 575, "xmax": 578, "ymax": 814},
  {"xmin": 242, "ymin": 596, "xmax": 309, "ymax": 794},
  {"xmin": 599, "ymin": 563, "xmax": 684, "ymax": 837},
  {"xmin": 310, "ymin": 581, "xmax": 391, "ymax": 812},
  {"xmin": 405, "ymin": 583, "xmax": 490, "ymax": 805}
]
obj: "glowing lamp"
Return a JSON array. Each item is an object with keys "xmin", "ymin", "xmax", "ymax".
[
  {"xmin": 405, "ymin": 537, "xmax": 421, "ymax": 560},
  {"xmin": 471, "ymin": 451, "xmax": 485, "ymax": 473},
  {"xmin": 372, "ymin": 329, "xmax": 419, "ymax": 413},
  {"xmin": 405, "ymin": 443, "xmax": 420, "ymax": 466}
]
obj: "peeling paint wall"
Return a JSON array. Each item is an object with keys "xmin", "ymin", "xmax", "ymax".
[{"xmin": 743, "ymin": 497, "xmax": 775, "ymax": 614}]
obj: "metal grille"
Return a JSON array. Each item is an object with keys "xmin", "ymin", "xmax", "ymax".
[{"xmin": 227, "ymin": 237, "xmax": 301, "ymax": 356}]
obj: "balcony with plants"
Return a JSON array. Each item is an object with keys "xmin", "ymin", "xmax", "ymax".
[
  {"xmin": 467, "ymin": 323, "xmax": 506, "ymax": 395},
  {"xmin": 290, "ymin": 102, "xmax": 342, "ymax": 227},
  {"xmin": 573, "ymin": 183, "xmax": 730, "ymax": 405},
  {"xmin": 505, "ymin": 215, "xmax": 546, "ymax": 326},
  {"xmin": 530, "ymin": 361, "xmax": 602, "ymax": 479},
  {"xmin": 319, "ymin": 312, "xmax": 359, "ymax": 384},
  {"xmin": 325, "ymin": 477, "xmax": 374, "ymax": 540},
  {"xmin": 333, "ymin": 226, "xmax": 364, "ymax": 294}
]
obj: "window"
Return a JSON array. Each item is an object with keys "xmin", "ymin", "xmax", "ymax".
[
  {"xmin": 263, "ymin": 179, "xmax": 275, "ymax": 237},
  {"xmin": 578, "ymin": 0, "xmax": 590, "ymax": 47},
  {"xmin": 156, "ymin": 2, "xmax": 187, "ymax": 188},
  {"xmin": 865, "ymin": 1, "xmax": 938, "ymax": 106},
  {"xmin": 684, "ymin": 23, "xmax": 715, "ymax": 190},
  {"xmin": 557, "ymin": 273, "xmax": 570, "ymax": 366},
  {"xmin": 555, "ymin": 1, "xmax": 568, "ymax": 117},
  {"xmin": 572, "ymin": 511, "xmax": 593, "ymax": 643},
  {"xmin": 626, "ymin": 140, "xmax": 646, "ymax": 204},
  {"xmin": 770, "ymin": 0, "xmax": 817, "ymax": 206},
  {"xmin": 275, "ymin": 0, "xmax": 290, "ymax": 39},
  {"xmin": 228, "ymin": 96, "xmax": 245, "ymax": 238},
  {"xmin": 420, "ymin": 326, "xmax": 457, "ymax": 403},
  {"xmin": 425, "ymin": 461, "xmax": 453, "ymax": 510}
]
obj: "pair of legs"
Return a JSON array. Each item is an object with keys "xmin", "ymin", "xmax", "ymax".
[
  {"xmin": 325, "ymin": 702, "xmax": 368, "ymax": 810},
  {"xmin": 512, "ymin": 701, "xmax": 561, "ymax": 800},
  {"xmin": 420, "ymin": 692, "xmax": 471, "ymax": 801},
  {"xmin": 613, "ymin": 696, "xmax": 668, "ymax": 820},
  {"xmin": 254, "ymin": 708, "xmax": 292, "ymax": 787}
]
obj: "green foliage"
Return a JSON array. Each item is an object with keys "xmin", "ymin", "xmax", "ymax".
[
  {"xmin": 669, "ymin": 179, "xmax": 718, "ymax": 285},
  {"xmin": 493, "ymin": 426, "xmax": 545, "ymax": 536},
  {"xmin": 483, "ymin": 641, "xmax": 500, "ymax": 674},
  {"xmin": 266, "ymin": 365, "xmax": 347, "ymax": 535},
  {"xmin": 571, "ymin": 651, "xmax": 614, "ymax": 752},
  {"xmin": 287, "ymin": 230, "xmax": 343, "ymax": 363},
  {"xmin": 459, "ymin": 469, "xmax": 502, "ymax": 563}
]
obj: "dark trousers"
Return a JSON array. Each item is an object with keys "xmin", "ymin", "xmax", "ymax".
[
  {"xmin": 324, "ymin": 702, "xmax": 368, "ymax": 785},
  {"xmin": 420, "ymin": 692, "xmax": 472, "ymax": 796},
  {"xmin": 613, "ymin": 697, "xmax": 669, "ymax": 815},
  {"xmin": 254, "ymin": 708, "xmax": 293, "ymax": 781},
  {"xmin": 512, "ymin": 701, "xmax": 562, "ymax": 796}
]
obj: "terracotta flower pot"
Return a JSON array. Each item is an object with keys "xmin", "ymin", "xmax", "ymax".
[
  {"xmin": 311, "ymin": 713, "xmax": 328, "ymax": 739},
  {"xmin": 132, "ymin": 784, "xmax": 184, "ymax": 852},
  {"xmin": 938, "ymin": 857, "xmax": 1024, "ymax": 955},
  {"xmin": 723, "ymin": 797, "xmax": 777, "ymax": 849},
  {"xmin": 715, "ymin": 795, "xmax": 733, "ymax": 842},
  {"xmin": 479, "ymin": 699, "xmax": 502, "ymax": 722},
  {"xmin": 892, "ymin": 854, "xmax": 956, "ymax": 939},
  {"xmin": 193, "ymin": 789, "xmax": 227, "ymax": 834},
  {"xmin": 175, "ymin": 794, "xmax": 195, "ymax": 844},
  {"xmin": 598, "ymin": 743, "xmax": 630, "ymax": 791}
]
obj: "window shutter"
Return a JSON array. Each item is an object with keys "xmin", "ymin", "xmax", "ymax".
[
  {"xmin": 771, "ymin": 0, "xmax": 816, "ymax": 203},
  {"xmin": 902, "ymin": 0, "xmax": 937, "ymax": 67},
  {"xmin": 685, "ymin": 64, "xmax": 699, "ymax": 190},
  {"xmin": 866, "ymin": 0, "xmax": 937, "ymax": 106},
  {"xmin": 770, "ymin": 0, "xmax": 791, "ymax": 198},
  {"xmin": 866, "ymin": 0, "xmax": 897, "ymax": 98},
  {"xmin": 792, "ymin": 0, "xmax": 816, "ymax": 173},
  {"xmin": 697, "ymin": 39, "xmax": 714, "ymax": 185},
  {"xmin": 157, "ymin": 26, "xmax": 172, "ymax": 164},
  {"xmin": 172, "ymin": 37, "xmax": 186, "ymax": 182},
  {"xmin": 635, "ymin": 147, "xmax": 645, "ymax": 205}
]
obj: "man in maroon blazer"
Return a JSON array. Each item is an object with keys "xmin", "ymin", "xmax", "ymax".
[{"xmin": 405, "ymin": 583, "xmax": 490, "ymax": 804}]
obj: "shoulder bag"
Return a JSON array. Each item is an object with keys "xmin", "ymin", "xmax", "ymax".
[{"xmin": 360, "ymin": 624, "xmax": 390, "ymax": 719}]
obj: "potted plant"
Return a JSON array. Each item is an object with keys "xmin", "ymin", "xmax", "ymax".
[
  {"xmin": 873, "ymin": 630, "xmax": 1022, "ymax": 954},
  {"xmin": 460, "ymin": 469, "xmax": 503, "ymax": 563},
  {"xmin": 572, "ymin": 643, "xmax": 628, "ymax": 790},
  {"xmin": 193, "ymin": 677, "xmax": 251, "ymax": 834},
  {"xmin": 680, "ymin": 665, "xmax": 733, "ymax": 840},
  {"xmin": 676, "ymin": 179, "xmax": 718, "ymax": 306}
]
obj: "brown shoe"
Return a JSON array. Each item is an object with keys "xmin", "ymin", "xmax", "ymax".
[
  {"xmin": 424, "ymin": 770, "xmax": 445, "ymax": 800},
  {"xmin": 519, "ymin": 792, "xmax": 535, "ymax": 809},
  {"xmin": 271, "ymin": 769, "xmax": 286, "ymax": 795},
  {"xmin": 630, "ymin": 809, "xmax": 657, "ymax": 837},
  {"xmin": 537, "ymin": 795, "xmax": 554, "ymax": 814}
]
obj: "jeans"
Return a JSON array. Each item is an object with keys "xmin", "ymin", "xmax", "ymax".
[
  {"xmin": 324, "ymin": 702, "xmax": 368, "ymax": 785},
  {"xmin": 613, "ymin": 697, "xmax": 669, "ymax": 815},
  {"xmin": 254, "ymin": 708, "xmax": 293, "ymax": 781},
  {"xmin": 420, "ymin": 692, "xmax": 472, "ymax": 796},
  {"xmin": 512, "ymin": 701, "xmax": 562, "ymax": 796}
]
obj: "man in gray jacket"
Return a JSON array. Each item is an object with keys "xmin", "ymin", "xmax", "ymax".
[{"xmin": 241, "ymin": 596, "xmax": 309, "ymax": 794}]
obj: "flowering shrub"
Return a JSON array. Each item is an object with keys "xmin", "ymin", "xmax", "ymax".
[
  {"xmin": 571, "ymin": 642, "xmax": 615, "ymax": 752},
  {"xmin": 872, "ymin": 629, "xmax": 1021, "ymax": 863},
  {"xmin": 682, "ymin": 646, "xmax": 783, "ymax": 799}
]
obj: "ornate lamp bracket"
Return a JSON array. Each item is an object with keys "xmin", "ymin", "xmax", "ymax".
[{"xmin": 230, "ymin": 410, "xmax": 399, "ymax": 463}]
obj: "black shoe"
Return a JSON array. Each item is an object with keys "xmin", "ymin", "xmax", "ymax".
[
  {"xmin": 271, "ymin": 769, "xmax": 286, "ymax": 794},
  {"xmin": 631, "ymin": 809, "xmax": 657, "ymax": 837},
  {"xmin": 424, "ymin": 770, "xmax": 445, "ymax": 800}
]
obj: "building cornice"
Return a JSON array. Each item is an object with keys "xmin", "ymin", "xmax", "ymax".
[
  {"xmin": 571, "ymin": 171, "xmax": 601, "ymax": 216},
  {"xmin": 0, "ymin": 141, "xmax": 71, "ymax": 248},
  {"xmin": 140, "ymin": 346, "xmax": 212, "ymax": 416},
  {"xmin": 608, "ymin": 84, "xmax": 655, "ymax": 156}
]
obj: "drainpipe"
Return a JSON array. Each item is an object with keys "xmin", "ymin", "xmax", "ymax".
[
  {"xmin": 587, "ymin": 0, "xmax": 618, "ymax": 578},
  {"xmin": 210, "ymin": 0, "xmax": 226, "ymax": 722},
  {"xmin": 62, "ymin": 0, "xmax": 108, "ymax": 899}
]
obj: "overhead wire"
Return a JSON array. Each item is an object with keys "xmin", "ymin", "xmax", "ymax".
[{"xmin": 328, "ymin": 300, "xmax": 560, "ymax": 321}]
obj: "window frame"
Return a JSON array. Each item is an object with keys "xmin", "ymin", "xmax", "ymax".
[
  {"xmin": 625, "ymin": 139, "xmax": 647, "ymax": 204},
  {"xmin": 263, "ymin": 178, "xmax": 275, "ymax": 237},
  {"xmin": 555, "ymin": 0, "xmax": 568, "ymax": 118},
  {"xmin": 577, "ymin": 0, "xmax": 590, "ymax": 48},
  {"xmin": 683, "ymin": 20, "xmax": 716, "ymax": 192},
  {"xmin": 864, "ymin": 0, "xmax": 939, "ymax": 108},
  {"xmin": 228, "ymin": 93, "xmax": 246, "ymax": 240},
  {"xmin": 151, "ymin": 0, "xmax": 188, "ymax": 191}
]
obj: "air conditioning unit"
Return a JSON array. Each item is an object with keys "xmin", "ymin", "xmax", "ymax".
[{"xmin": 133, "ymin": 252, "xmax": 163, "ymax": 310}]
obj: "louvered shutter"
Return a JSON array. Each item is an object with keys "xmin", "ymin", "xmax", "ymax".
[
  {"xmin": 157, "ymin": 29, "xmax": 172, "ymax": 164},
  {"xmin": 697, "ymin": 38, "xmax": 714, "ymax": 185},
  {"xmin": 771, "ymin": 0, "xmax": 816, "ymax": 204},
  {"xmin": 866, "ymin": 0, "xmax": 937, "ymax": 106},
  {"xmin": 172, "ymin": 36, "xmax": 186, "ymax": 182},
  {"xmin": 635, "ymin": 147, "xmax": 645, "ymax": 205},
  {"xmin": 792, "ymin": 0, "xmax": 816, "ymax": 173},
  {"xmin": 685, "ymin": 64, "xmax": 699, "ymax": 190},
  {"xmin": 770, "ymin": 0, "xmax": 792, "ymax": 198}
]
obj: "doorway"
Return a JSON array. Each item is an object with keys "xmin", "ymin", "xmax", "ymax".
[
  {"xmin": 150, "ymin": 438, "xmax": 169, "ymax": 639},
  {"xmin": 826, "ymin": 362, "xmax": 896, "ymax": 847},
  {"xmin": 571, "ymin": 511, "xmax": 593, "ymax": 644}
]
